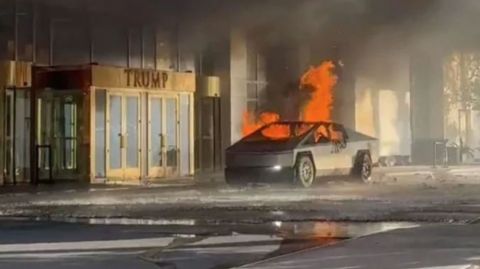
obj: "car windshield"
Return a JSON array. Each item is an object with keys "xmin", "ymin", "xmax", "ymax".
[{"xmin": 243, "ymin": 122, "xmax": 315, "ymax": 142}]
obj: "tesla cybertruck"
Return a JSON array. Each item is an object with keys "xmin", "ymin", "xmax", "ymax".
[{"xmin": 225, "ymin": 121, "xmax": 378, "ymax": 188}]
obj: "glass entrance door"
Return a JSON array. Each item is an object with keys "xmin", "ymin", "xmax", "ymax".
[
  {"xmin": 106, "ymin": 93, "xmax": 140, "ymax": 181},
  {"xmin": 148, "ymin": 95, "xmax": 178, "ymax": 178},
  {"xmin": 37, "ymin": 91, "xmax": 83, "ymax": 181}
]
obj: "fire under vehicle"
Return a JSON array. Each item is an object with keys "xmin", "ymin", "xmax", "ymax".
[{"xmin": 226, "ymin": 122, "xmax": 379, "ymax": 188}]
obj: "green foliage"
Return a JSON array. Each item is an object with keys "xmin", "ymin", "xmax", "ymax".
[{"xmin": 444, "ymin": 52, "xmax": 480, "ymax": 110}]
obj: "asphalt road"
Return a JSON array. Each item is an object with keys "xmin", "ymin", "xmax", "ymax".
[
  {"xmin": 0, "ymin": 219, "xmax": 325, "ymax": 269},
  {"xmin": 0, "ymin": 219, "xmax": 192, "ymax": 269},
  {"xmin": 242, "ymin": 223, "xmax": 480, "ymax": 269},
  {"xmin": 1, "ymin": 166, "xmax": 479, "ymax": 268},
  {"xmin": 2, "ymin": 178, "xmax": 480, "ymax": 225},
  {"xmin": 0, "ymin": 218, "xmax": 420, "ymax": 269}
]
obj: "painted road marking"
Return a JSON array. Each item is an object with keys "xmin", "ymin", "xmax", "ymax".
[{"xmin": 0, "ymin": 237, "xmax": 174, "ymax": 253}]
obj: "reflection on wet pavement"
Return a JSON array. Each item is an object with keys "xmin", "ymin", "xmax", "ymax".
[
  {"xmin": 0, "ymin": 218, "xmax": 421, "ymax": 269},
  {"xmin": 139, "ymin": 221, "xmax": 420, "ymax": 269}
]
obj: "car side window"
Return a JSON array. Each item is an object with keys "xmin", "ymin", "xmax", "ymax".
[
  {"xmin": 330, "ymin": 124, "xmax": 348, "ymax": 149},
  {"xmin": 303, "ymin": 130, "xmax": 327, "ymax": 146},
  {"xmin": 314, "ymin": 125, "xmax": 331, "ymax": 144},
  {"xmin": 304, "ymin": 134, "xmax": 316, "ymax": 145},
  {"xmin": 303, "ymin": 124, "xmax": 348, "ymax": 147}
]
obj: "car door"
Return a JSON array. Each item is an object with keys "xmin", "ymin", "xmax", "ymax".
[
  {"xmin": 329, "ymin": 124, "xmax": 353, "ymax": 174},
  {"xmin": 302, "ymin": 124, "xmax": 337, "ymax": 176}
]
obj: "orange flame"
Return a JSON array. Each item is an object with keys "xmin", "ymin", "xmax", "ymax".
[
  {"xmin": 242, "ymin": 61, "xmax": 338, "ymax": 139},
  {"xmin": 242, "ymin": 111, "xmax": 281, "ymax": 137},
  {"xmin": 261, "ymin": 123, "xmax": 291, "ymax": 140},
  {"xmin": 300, "ymin": 61, "xmax": 338, "ymax": 122}
]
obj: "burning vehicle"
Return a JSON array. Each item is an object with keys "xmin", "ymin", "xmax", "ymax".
[{"xmin": 226, "ymin": 121, "xmax": 378, "ymax": 188}]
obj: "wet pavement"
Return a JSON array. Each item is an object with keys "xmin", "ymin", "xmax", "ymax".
[
  {"xmin": 0, "ymin": 167, "xmax": 480, "ymax": 268},
  {"xmin": 2, "ymin": 180, "xmax": 480, "ymax": 225},
  {"xmin": 0, "ymin": 218, "xmax": 420, "ymax": 269},
  {"xmin": 242, "ymin": 223, "xmax": 480, "ymax": 269}
]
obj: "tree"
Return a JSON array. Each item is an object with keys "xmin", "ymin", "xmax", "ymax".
[{"xmin": 444, "ymin": 52, "xmax": 480, "ymax": 111}]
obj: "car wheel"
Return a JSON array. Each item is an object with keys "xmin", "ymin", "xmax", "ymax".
[
  {"xmin": 295, "ymin": 155, "xmax": 315, "ymax": 188},
  {"xmin": 356, "ymin": 153, "xmax": 372, "ymax": 182}
]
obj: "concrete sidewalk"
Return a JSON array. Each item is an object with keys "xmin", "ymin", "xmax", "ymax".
[
  {"xmin": 373, "ymin": 165, "xmax": 480, "ymax": 184},
  {"xmin": 242, "ymin": 223, "xmax": 480, "ymax": 269},
  {"xmin": 0, "ymin": 173, "xmax": 224, "ymax": 197}
]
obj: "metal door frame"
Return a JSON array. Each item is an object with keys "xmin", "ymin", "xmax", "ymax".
[
  {"xmin": 105, "ymin": 92, "xmax": 141, "ymax": 181},
  {"xmin": 123, "ymin": 92, "xmax": 141, "ymax": 180},
  {"xmin": 37, "ymin": 90, "xmax": 84, "ymax": 180},
  {"xmin": 4, "ymin": 89, "xmax": 15, "ymax": 183},
  {"xmin": 147, "ymin": 93, "xmax": 179, "ymax": 178}
]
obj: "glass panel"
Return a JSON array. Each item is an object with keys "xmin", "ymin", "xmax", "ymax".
[
  {"xmin": 5, "ymin": 92, "xmax": 12, "ymax": 177},
  {"xmin": 92, "ymin": 19, "xmax": 128, "ymax": 66},
  {"xmin": 52, "ymin": 98, "xmax": 62, "ymax": 170},
  {"xmin": 179, "ymin": 94, "xmax": 190, "ymax": 175},
  {"xmin": 150, "ymin": 97, "xmax": 162, "ymax": 167},
  {"xmin": 156, "ymin": 29, "xmax": 176, "ymax": 70},
  {"xmin": 51, "ymin": 20, "xmax": 89, "ymax": 65},
  {"xmin": 17, "ymin": 0, "xmax": 33, "ymax": 62},
  {"xmin": 109, "ymin": 95, "xmax": 122, "ymax": 169},
  {"xmin": 143, "ymin": 27, "xmax": 155, "ymax": 69},
  {"xmin": 246, "ymin": 100, "xmax": 258, "ymax": 114},
  {"xmin": 247, "ymin": 83, "xmax": 258, "ymax": 99},
  {"xmin": 95, "ymin": 90, "xmax": 106, "ymax": 177},
  {"xmin": 5, "ymin": 93, "xmax": 12, "ymax": 137},
  {"xmin": 63, "ymin": 102, "xmax": 77, "ymax": 169},
  {"xmin": 24, "ymin": 91, "xmax": 31, "ymax": 175},
  {"xmin": 14, "ymin": 91, "xmax": 30, "ymax": 178},
  {"xmin": 129, "ymin": 29, "xmax": 142, "ymax": 68},
  {"xmin": 166, "ymin": 98, "xmax": 177, "ymax": 168},
  {"xmin": 39, "ymin": 98, "xmax": 52, "ymax": 169},
  {"xmin": 126, "ymin": 96, "xmax": 139, "ymax": 168},
  {"xmin": 0, "ymin": 0, "xmax": 14, "ymax": 60}
]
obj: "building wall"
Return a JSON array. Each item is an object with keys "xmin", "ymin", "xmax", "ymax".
[
  {"xmin": 0, "ymin": 0, "xmax": 187, "ymax": 70},
  {"xmin": 353, "ymin": 44, "xmax": 412, "ymax": 157},
  {"xmin": 0, "ymin": 0, "xmax": 203, "ymax": 181}
]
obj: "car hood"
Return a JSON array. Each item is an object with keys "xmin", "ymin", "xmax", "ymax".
[{"xmin": 226, "ymin": 139, "xmax": 300, "ymax": 153}]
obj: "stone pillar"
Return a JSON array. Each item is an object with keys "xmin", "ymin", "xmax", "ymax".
[
  {"xmin": 228, "ymin": 29, "xmax": 248, "ymax": 144},
  {"xmin": 410, "ymin": 53, "xmax": 445, "ymax": 164}
]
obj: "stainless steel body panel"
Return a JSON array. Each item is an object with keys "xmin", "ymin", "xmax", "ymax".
[
  {"xmin": 226, "ymin": 151, "xmax": 294, "ymax": 168},
  {"xmin": 225, "ymin": 121, "xmax": 379, "ymax": 183}
]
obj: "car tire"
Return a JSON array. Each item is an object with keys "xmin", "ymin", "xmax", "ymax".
[
  {"xmin": 354, "ymin": 152, "xmax": 372, "ymax": 182},
  {"xmin": 295, "ymin": 155, "xmax": 316, "ymax": 188}
]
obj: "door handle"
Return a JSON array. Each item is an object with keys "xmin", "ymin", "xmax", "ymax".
[
  {"xmin": 159, "ymin": 134, "xmax": 165, "ymax": 149},
  {"xmin": 120, "ymin": 134, "xmax": 126, "ymax": 149}
]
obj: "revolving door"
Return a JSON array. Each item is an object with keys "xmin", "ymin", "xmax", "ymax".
[{"xmin": 36, "ymin": 90, "xmax": 87, "ymax": 181}]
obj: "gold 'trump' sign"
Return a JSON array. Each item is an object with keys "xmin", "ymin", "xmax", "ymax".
[
  {"xmin": 91, "ymin": 65, "xmax": 195, "ymax": 92},
  {"xmin": 124, "ymin": 69, "xmax": 169, "ymax": 89}
]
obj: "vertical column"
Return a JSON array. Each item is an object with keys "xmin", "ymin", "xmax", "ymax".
[
  {"xmin": 410, "ymin": 53, "xmax": 445, "ymax": 164},
  {"xmin": 29, "ymin": 66, "xmax": 37, "ymax": 184},
  {"xmin": 411, "ymin": 54, "xmax": 444, "ymax": 140},
  {"xmin": 229, "ymin": 29, "xmax": 248, "ymax": 144},
  {"xmin": 89, "ymin": 86, "xmax": 95, "ymax": 183}
]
